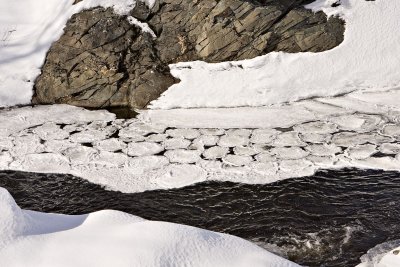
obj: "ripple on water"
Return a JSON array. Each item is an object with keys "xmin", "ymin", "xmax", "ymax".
[{"xmin": 0, "ymin": 168, "xmax": 400, "ymax": 267}]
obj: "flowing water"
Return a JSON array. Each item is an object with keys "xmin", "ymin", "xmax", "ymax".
[{"xmin": 1, "ymin": 168, "xmax": 400, "ymax": 266}]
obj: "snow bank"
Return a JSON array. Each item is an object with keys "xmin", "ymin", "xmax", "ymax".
[
  {"xmin": 0, "ymin": 0, "xmax": 150, "ymax": 107},
  {"xmin": 356, "ymin": 240, "xmax": 400, "ymax": 267},
  {"xmin": 150, "ymin": 0, "xmax": 400, "ymax": 109},
  {"xmin": 0, "ymin": 187, "xmax": 299, "ymax": 267}
]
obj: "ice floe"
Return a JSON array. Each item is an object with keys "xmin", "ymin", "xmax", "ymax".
[{"xmin": 3, "ymin": 104, "xmax": 400, "ymax": 193}]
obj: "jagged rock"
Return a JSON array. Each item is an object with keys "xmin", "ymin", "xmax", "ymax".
[{"xmin": 33, "ymin": 0, "xmax": 344, "ymax": 110}]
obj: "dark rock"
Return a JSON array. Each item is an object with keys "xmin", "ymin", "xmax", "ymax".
[{"xmin": 33, "ymin": 0, "xmax": 344, "ymax": 110}]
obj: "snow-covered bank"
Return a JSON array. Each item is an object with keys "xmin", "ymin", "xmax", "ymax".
[
  {"xmin": 2, "ymin": 101, "xmax": 400, "ymax": 193},
  {"xmin": 150, "ymin": 0, "xmax": 400, "ymax": 109},
  {"xmin": 0, "ymin": 0, "xmax": 148, "ymax": 107},
  {"xmin": 357, "ymin": 240, "xmax": 400, "ymax": 267},
  {"xmin": 0, "ymin": 187, "xmax": 298, "ymax": 267}
]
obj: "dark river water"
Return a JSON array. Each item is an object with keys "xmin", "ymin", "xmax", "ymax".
[{"xmin": 1, "ymin": 168, "xmax": 399, "ymax": 267}]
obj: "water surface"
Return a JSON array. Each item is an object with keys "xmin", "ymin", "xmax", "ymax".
[{"xmin": 1, "ymin": 168, "xmax": 399, "ymax": 266}]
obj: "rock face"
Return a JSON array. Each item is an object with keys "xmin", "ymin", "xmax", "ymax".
[{"xmin": 33, "ymin": 0, "xmax": 344, "ymax": 110}]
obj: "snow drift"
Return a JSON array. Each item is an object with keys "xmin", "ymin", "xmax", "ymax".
[
  {"xmin": 150, "ymin": 0, "xmax": 400, "ymax": 109},
  {"xmin": 0, "ymin": 187, "xmax": 299, "ymax": 267}
]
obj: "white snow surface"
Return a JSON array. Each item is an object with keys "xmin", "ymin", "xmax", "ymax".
[
  {"xmin": 149, "ymin": 0, "xmax": 400, "ymax": 109},
  {"xmin": 356, "ymin": 240, "xmax": 400, "ymax": 267},
  {"xmin": 0, "ymin": 187, "xmax": 299, "ymax": 267},
  {"xmin": 0, "ymin": 0, "xmax": 150, "ymax": 107}
]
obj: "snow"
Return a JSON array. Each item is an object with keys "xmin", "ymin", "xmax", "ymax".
[
  {"xmin": 149, "ymin": 0, "xmax": 400, "ymax": 110},
  {"xmin": 0, "ymin": 187, "xmax": 300, "ymax": 267},
  {"xmin": 127, "ymin": 16, "xmax": 156, "ymax": 38},
  {"xmin": 0, "ymin": 0, "xmax": 152, "ymax": 107},
  {"xmin": 357, "ymin": 240, "xmax": 400, "ymax": 267}
]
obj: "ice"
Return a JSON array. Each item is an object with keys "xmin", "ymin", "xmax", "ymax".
[
  {"xmin": 0, "ymin": 138, "xmax": 14, "ymax": 151},
  {"xmin": 255, "ymin": 152, "xmax": 276, "ymax": 163},
  {"xmin": 32, "ymin": 123, "xmax": 69, "ymax": 140},
  {"xmin": 9, "ymin": 153, "xmax": 70, "ymax": 173},
  {"xmin": 329, "ymin": 114, "xmax": 384, "ymax": 133},
  {"xmin": 125, "ymin": 121, "xmax": 167, "ymax": 136},
  {"xmin": 299, "ymin": 133, "xmax": 332, "ymax": 144},
  {"xmin": 250, "ymin": 129, "xmax": 278, "ymax": 144},
  {"xmin": 69, "ymin": 129, "xmax": 113, "ymax": 143},
  {"xmin": 10, "ymin": 135, "xmax": 44, "ymax": 156},
  {"xmin": 379, "ymin": 143, "xmax": 400, "ymax": 155},
  {"xmin": 92, "ymin": 151, "xmax": 130, "ymax": 167},
  {"xmin": 294, "ymin": 121, "xmax": 338, "ymax": 134},
  {"xmin": 226, "ymin": 129, "xmax": 252, "ymax": 137},
  {"xmin": 278, "ymin": 159, "xmax": 315, "ymax": 178},
  {"xmin": 44, "ymin": 139, "xmax": 77, "ymax": 153},
  {"xmin": 0, "ymin": 105, "xmax": 114, "ymax": 137},
  {"xmin": 4, "ymin": 105, "xmax": 400, "ymax": 193},
  {"xmin": 95, "ymin": 138, "xmax": 127, "ymax": 152},
  {"xmin": 202, "ymin": 146, "xmax": 229, "ymax": 160},
  {"xmin": 126, "ymin": 142, "xmax": 164, "ymax": 157},
  {"xmin": 381, "ymin": 124, "xmax": 400, "ymax": 137},
  {"xmin": 346, "ymin": 144, "xmax": 378, "ymax": 160},
  {"xmin": 166, "ymin": 129, "xmax": 200, "ymax": 140},
  {"xmin": 272, "ymin": 132, "xmax": 306, "ymax": 147},
  {"xmin": 127, "ymin": 156, "xmax": 169, "ymax": 171},
  {"xmin": 0, "ymin": 152, "xmax": 13, "ymax": 170},
  {"xmin": 146, "ymin": 133, "xmax": 168, "ymax": 142},
  {"xmin": 63, "ymin": 146, "xmax": 98, "ymax": 163},
  {"xmin": 192, "ymin": 135, "xmax": 219, "ymax": 148},
  {"xmin": 199, "ymin": 129, "xmax": 225, "ymax": 136},
  {"xmin": 271, "ymin": 147, "xmax": 309, "ymax": 160},
  {"xmin": 164, "ymin": 149, "xmax": 201, "ymax": 164},
  {"xmin": 118, "ymin": 129, "xmax": 147, "ymax": 142},
  {"xmin": 140, "ymin": 106, "xmax": 318, "ymax": 129},
  {"xmin": 332, "ymin": 132, "xmax": 393, "ymax": 147},
  {"xmin": 218, "ymin": 134, "xmax": 249, "ymax": 147},
  {"xmin": 223, "ymin": 155, "xmax": 253, "ymax": 167},
  {"xmin": 152, "ymin": 164, "xmax": 207, "ymax": 188},
  {"xmin": 163, "ymin": 138, "xmax": 191, "ymax": 150},
  {"xmin": 234, "ymin": 146, "xmax": 262, "ymax": 156},
  {"xmin": 305, "ymin": 144, "xmax": 342, "ymax": 157}
]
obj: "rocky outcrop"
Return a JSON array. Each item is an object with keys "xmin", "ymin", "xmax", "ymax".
[{"xmin": 33, "ymin": 0, "xmax": 345, "ymax": 110}]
